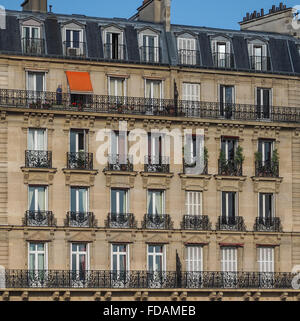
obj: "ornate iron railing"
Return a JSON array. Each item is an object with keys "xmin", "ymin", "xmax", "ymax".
[
  {"xmin": 255, "ymin": 160, "xmax": 279, "ymax": 177},
  {"xmin": 67, "ymin": 152, "xmax": 93, "ymax": 170},
  {"xmin": 105, "ymin": 213, "xmax": 137, "ymax": 229},
  {"xmin": 144, "ymin": 155, "xmax": 170, "ymax": 173},
  {"xmin": 104, "ymin": 43, "xmax": 126, "ymax": 60},
  {"xmin": 0, "ymin": 89, "xmax": 300, "ymax": 123},
  {"xmin": 25, "ymin": 150, "xmax": 52, "ymax": 168},
  {"xmin": 139, "ymin": 46, "xmax": 160, "ymax": 63},
  {"xmin": 22, "ymin": 38, "xmax": 45, "ymax": 55},
  {"xmin": 178, "ymin": 49, "xmax": 200, "ymax": 66},
  {"xmin": 142, "ymin": 214, "xmax": 174, "ymax": 230},
  {"xmin": 183, "ymin": 157, "xmax": 208, "ymax": 175},
  {"xmin": 1, "ymin": 270, "xmax": 296, "ymax": 289},
  {"xmin": 212, "ymin": 52, "xmax": 235, "ymax": 69},
  {"xmin": 23, "ymin": 211, "xmax": 56, "ymax": 227},
  {"xmin": 216, "ymin": 216, "xmax": 246, "ymax": 231},
  {"xmin": 249, "ymin": 55, "xmax": 271, "ymax": 71},
  {"xmin": 106, "ymin": 154, "xmax": 133, "ymax": 172},
  {"xmin": 254, "ymin": 217, "xmax": 282, "ymax": 232},
  {"xmin": 63, "ymin": 41, "xmax": 86, "ymax": 57},
  {"xmin": 65, "ymin": 212, "xmax": 97, "ymax": 228},
  {"xmin": 218, "ymin": 159, "xmax": 243, "ymax": 176},
  {"xmin": 181, "ymin": 215, "xmax": 211, "ymax": 230}
]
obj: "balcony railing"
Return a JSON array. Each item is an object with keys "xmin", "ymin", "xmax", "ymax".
[
  {"xmin": 216, "ymin": 216, "xmax": 246, "ymax": 231},
  {"xmin": 178, "ymin": 49, "xmax": 200, "ymax": 65},
  {"xmin": 139, "ymin": 46, "xmax": 160, "ymax": 63},
  {"xmin": 65, "ymin": 212, "xmax": 97, "ymax": 228},
  {"xmin": 181, "ymin": 215, "xmax": 211, "ymax": 230},
  {"xmin": 254, "ymin": 217, "xmax": 282, "ymax": 232},
  {"xmin": 105, "ymin": 213, "xmax": 137, "ymax": 229},
  {"xmin": 23, "ymin": 210, "xmax": 56, "ymax": 227},
  {"xmin": 1, "ymin": 89, "xmax": 300, "ymax": 123},
  {"xmin": 144, "ymin": 156, "xmax": 170, "ymax": 173},
  {"xmin": 106, "ymin": 154, "xmax": 133, "ymax": 172},
  {"xmin": 22, "ymin": 38, "xmax": 45, "ymax": 55},
  {"xmin": 104, "ymin": 43, "xmax": 126, "ymax": 60},
  {"xmin": 255, "ymin": 160, "xmax": 279, "ymax": 177},
  {"xmin": 212, "ymin": 52, "xmax": 235, "ymax": 69},
  {"xmin": 142, "ymin": 214, "xmax": 174, "ymax": 230},
  {"xmin": 218, "ymin": 159, "xmax": 243, "ymax": 176},
  {"xmin": 25, "ymin": 150, "xmax": 52, "ymax": 168},
  {"xmin": 183, "ymin": 157, "xmax": 208, "ymax": 175},
  {"xmin": 2, "ymin": 270, "xmax": 296, "ymax": 289},
  {"xmin": 250, "ymin": 56, "xmax": 271, "ymax": 71},
  {"xmin": 63, "ymin": 41, "xmax": 86, "ymax": 57},
  {"xmin": 67, "ymin": 152, "xmax": 93, "ymax": 170}
]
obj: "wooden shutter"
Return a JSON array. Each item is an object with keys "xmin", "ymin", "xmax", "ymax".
[
  {"xmin": 258, "ymin": 247, "xmax": 274, "ymax": 273},
  {"xmin": 186, "ymin": 191, "xmax": 202, "ymax": 215},
  {"xmin": 186, "ymin": 246, "xmax": 203, "ymax": 272},
  {"xmin": 221, "ymin": 247, "xmax": 237, "ymax": 272}
]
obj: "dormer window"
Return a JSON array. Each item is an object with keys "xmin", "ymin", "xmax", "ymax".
[
  {"xmin": 21, "ymin": 19, "xmax": 44, "ymax": 55},
  {"xmin": 177, "ymin": 34, "xmax": 198, "ymax": 65},
  {"xmin": 103, "ymin": 26, "xmax": 125, "ymax": 60},
  {"xmin": 62, "ymin": 22, "xmax": 85, "ymax": 57},
  {"xmin": 139, "ymin": 29, "xmax": 160, "ymax": 63},
  {"xmin": 211, "ymin": 37, "xmax": 233, "ymax": 68},
  {"xmin": 248, "ymin": 40, "xmax": 270, "ymax": 71}
]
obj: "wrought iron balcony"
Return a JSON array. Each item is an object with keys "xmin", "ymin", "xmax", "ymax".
[
  {"xmin": 104, "ymin": 43, "xmax": 126, "ymax": 60},
  {"xmin": 181, "ymin": 215, "xmax": 211, "ymax": 230},
  {"xmin": 1, "ymin": 89, "xmax": 300, "ymax": 123},
  {"xmin": 212, "ymin": 52, "xmax": 235, "ymax": 69},
  {"xmin": 254, "ymin": 217, "xmax": 282, "ymax": 232},
  {"xmin": 250, "ymin": 55, "xmax": 271, "ymax": 71},
  {"xmin": 23, "ymin": 210, "xmax": 56, "ymax": 227},
  {"xmin": 218, "ymin": 159, "xmax": 243, "ymax": 176},
  {"xmin": 25, "ymin": 150, "xmax": 52, "ymax": 168},
  {"xmin": 183, "ymin": 157, "xmax": 208, "ymax": 175},
  {"xmin": 22, "ymin": 38, "xmax": 45, "ymax": 55},
  {"xmin": 65, "ymin": 212, "xmax": 97, "ymax": 228},
  {"xmin": 106, "ymin": 154, "xmax": 133, "ymax": 172},
  {"xmin": 216, "ymin": 216, "xmax": 246, "ymax": 231},
  {"xmin": 63, "ymin": 41, "xmax": 86, "ymax": 57},
  {"xmin": 139, "ymin": 46, "xmax": 160, "ymax": 63},
  {"xmin": 105, "ymin": 213, "xmax": 137, "ymax": 229},
  {"xmin": 67, "ymin": 152, "xmax": 93, "ymax": 170},
  {"xmin": 255, "ymin": 160, "xmax": 279, "ymax": 177},
  {"xmin": 2, "ymin": 270, "xmax": 296, "ymax": 289},
  {"xmin": 144, "ymin": 156, "xmax": 170, "ymax": 173},
  {"xmin": 142, "ymin": 214, "xmax": 174, "ymax": 230},
  {"xmin": 178, "ymin": 49, "xmax": 200, "ymax": 65}
]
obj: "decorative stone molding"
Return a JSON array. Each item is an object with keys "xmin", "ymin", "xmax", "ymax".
[
  {"xmin": 104, "ymin": 171, "xmax": 138, "ymax": 188},
  {"xmin": 104, "ymin": 292, "xmax": 112, "ymax": 301},
  {"xmin": 215, "ymin": 123, "xmax": 245, "ymax": 140},
  {"xmin": 21, "ymin": 167, "xmax": 57, "ymax": 185},
  {"xmin": 2, "ymin": 292, "xmax": 9, "ymax": 301},
  {"xmin": 216, "ymin": 292, "xmax": 223, "ymax": 301},
  {"xmin": 251, "ymin": 176, "xmax": 283, "ymax": 194},
  {"xmin": 254, "ymin": 235, "xmax": 281, "ymax": 246},
  {"xmin": 217, "ymin": 234, "xmax": 245, "ymax": 244},
  {"xmin": 0, "ymin": 111, "xmax": 6, "ymax": 121},
  {"xmin": 214, "ymin": 175, "xmax": 247, "ymax": 192},
  {"xmin": 22, "ymin": 112, "xmax": 54, "ymax": 130},
  {"xmin": 63, "ymin": 291, "xmax": 70, "ymax": 301},
  {"xmin": 52, "ymin": 292, "xmax": 59, "ymax": 301},
  {"xmin": 171, "ymin": 292, "xmax": 179, "ymax": 301},
  {"xmin": 141, "ymin": 292, "xmax": 148, "ymax": 301},
  {"xmin": 106, "ymin": 233, "xmax": 135, "ymax": 244},
  {"xmin": 24, "ymin": 230, "xmax": 54, "ymax": 242},
  {"xmin": 21, "ymin": 291, "xmax": 29, "ymax": 301},
  {"xmin": 179, "ymin": 173, "xmax": 212, "ymax": 191},
  {"xmin": 140, "ymin": 172, "xmax": 174, "ymax": 189},
  {"xmin": 66, "ymin": 231, "xmax": 95, "ymax": 243},
  {"xmin": 243, "ymin": 292, "xmax": 251, "ymax": 301},
  {"xmin": 209, "ymin": 292, "xmax": 217, "ymax": 301},
  {"xmin": 183, "ymin": 234, "xmax": 210, "ymax": 245},
  {"xmin": 253, "ymin": 292, "xmax": 261, "ymax": 301},
  {"xmin": 134, "ymin": 292, "xmax": 142, "ymax": 301},
  {"xmin": 63, "ymin": 115, "xmax": 95, "ymax": 132},
  {"xmin": 94, "ymin": 292, "xmax": 101, "ymax": 301},
  {"xmin": 63, "ymin": 169, "xmax": 98, "ymax": 186},
  {"xmin": 280, "ymin": 292, "xmax": 288, "ymax": 301},
  {"xmin": 180, "ymin": 292, "xmax": 187, "ymax": 301},
  {"xmin": 145, "ymin": 234, "xmax": 170, "ymax": 244}
]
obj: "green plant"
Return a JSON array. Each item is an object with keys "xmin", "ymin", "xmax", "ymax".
[
  {"xmin": 235, "ymin": 146, "xmax": 245, "ymax": 164},
  {"xmin": 255, "ymin": 151, "xmax": 262, "ymax": 162},
  {"xmin": 204, "ymin": 147, "xmax": 209, "ymax": 163},
  {"xmin": 272, "ymin": 149, "xmax": 279, "ymax": 164}
]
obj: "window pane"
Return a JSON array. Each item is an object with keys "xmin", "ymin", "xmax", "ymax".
[{"xmin": 70, "ymin": 188, "xmax": 77, "ymax": 212}]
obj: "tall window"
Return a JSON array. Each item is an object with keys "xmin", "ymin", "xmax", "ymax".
[
  {"xmin": 147, "ymin": 245, "xmax": 165, "ymax": 273},
  {"xmin": 111, "ymin": 189, "xmax": 128, "ymax": 214},
  {"xmin": 186, "ymin": 246, "xmax": 203, "ymax": 272},
  {"xmin": 178, "ymin": 37, "xmax": 196, "ymax": 65},
  {"xmin": 108, "ymin": 77, "xmax": 126, "ymax": 97},
  {"xmin": 248, "ymin": 42, "xmax": 268, "ymax": 71},
  {"xmin": 212, "ymin": 40, "xmax": 231, "ymax": 68},
  {"xmin": 70, "ymin": 187, "xmax": 89, "ymax": 214},
  {"xmin": 258, "ymin": 247, "xmax": 274, "ymax": 273},
  {"xmin": 22, "ymin": 26, "xmax": 42, "ymax": 54},
  {"xmin": 220, "ymin": 85, "xmax": 234, "ymax": 118},
  {"xmin": 259, "ymin": 193, "xmax": 274, "ymax": 219},
  {"xmin": 28, "ymin": 186, "xmax": 47, "ymax": 212},
  {"xmin": 70, "ymin": 129, "xmax": 88, "ymax": 153},
  {"xmin": 65, "ymin": 29, "xmax": 84, "ymax": 56},
  {"xmin": 258, "ymin": 139, "xmax": 274, "ymax": 164},
  {"xmin": 221, "ymin": 247, "xmax": 237, "ymax": 272},
  {"xmin": 28, "ymin": 128, "xmax": 47, "ymax": 151},
  {"xmin": 111, "ymin": 244, "xmax": 129, "ymax": 272},
  {"xmin": 145, "ymin": 80, "xmax": 162, "ymax": 100},
  {"xmin": 147, "ymin": 190, "xmax": 164, "ymax": 215},
  {"xmin": 221, "ymin": 191, "xmax": 237, "ymax": 219},
  {"xmin": 140, "ymin": 32, "xmax": 159, "ymax": 62},
  {"xmin": 110, "ymin": 131, "xmax": 127, "ymax": 157},
  {"xmin": 28, "ymin": 243, "xmax": 47, "ymax": 271},
  {"xmin": 71, "ymin": 243, "xmax": 89, "ymax": 282},
  {"xmin": 104, "ymin": 30, "xmax": 124, "ymax": 60},
  {"xmin": 256, "ymin": 88, "xmax": 271, "ymax": 119},
  {"xmin": 27, "ymin": 72, "xmax": 45, "ymax": 92},
  {"xmin": 182, "ymin": 83, "xmax": 200, "ymax": 117},
  {"xmin": 221, "ymin": 137, "xmax": 237, "ymax": 161},
  {"xmin": 185, "ymin": 191, "xmax": 202, "ymax": 216}
]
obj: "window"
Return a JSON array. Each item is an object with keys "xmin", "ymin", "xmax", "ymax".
[
  {"xmin": 147, "ymin": 245, "xmax": 166, "ymax": 287},
  {"xmin": 22, "ymin": 25, "xmax": 43, "ymax": 54},
  {"xmin": 27, "ymin": 72, "xmax": 45, "ymax": 92},
  {"xmin": 186, "ymin": 246, "xmax": 203, "ymax": 272},
  {"xmin": 256, "ymin": 88, "xmax": 271, "ymax": 119},
  {"xmin": 248, "ymin": 41, "xmax": 268, "ymax": 71},
  {"xmin": 111, "ymin": 189, "xmax": 129, "ymax": 214},
  {"xmin": 70, "ymin": 187, "xmax": 89, "ymax": 214},
  {"xmin": 103, "ymin": 27, "xmax": 124, "ymax": 60},
  {"xmin": 145, "ymin": 79, "xmax": 162, "ymax": 100},
  {"xmin": 108, "ymin": 77, "xmax": 126, "ymax": 97},
  {"xmin": 220, "ymin": 85, "xmax": 234, "ymax": 118},
  {"xmin": 221, "ymin": 247, "xmax": 237, "ymax": 272},
  {"xmin": 28, "ymin": 186, "xmax": 47, "ymax": 212},
  {"xmin": 147, "ymin": 190, "xmax": 165, "ymax": 215},
  {"xmin": 221, "ymin": 137, "xmax": 237, "ymax": 161},
  {"xmin": 28, "ymin": 242, "xmax": 47, "ymax": 286},
  {"xmin": 65, "ymin": 28, "xmax": 84, "ymax": 56},
  {"xmin": 258, "ymin": 247, "xmax": 275, "ymax": 288},
  {"xmin": 28, "ymin": 128, "xmax": 47, "ymax": 151},
  {"xmin": 211, "ymin": 39, "xmax": 232, "ymax": 68},
  {"xmin": 178, "ymin": 37, "xmax": 197, "ymax": 65},
  {"xmin": 70, "ymin": 129, "xmax": 88, "ymax": 153},
  {"xmin": 110, "ymin": 130, "xmax": 127, "ymax": 157},
  {"xmin": 259, "ymin": 193, "xmax": 274, "ymax": 219},
  {"xmin": 221, "ymin": 191, "xmax": 237, "ymax": 219},
  {"xmin": 111, "ymin": 244, "xmax": 129, "ymax": 285},
  {"xmin": 185, "ymin": 191, "xmax": 202, "ymax": 216},
  {"xmin": 258, "ymin": 139, "xmax": 274, "ymax": 164},
  {"xmin": 71, "ymin": 243, "xmax": 89, "ymax": 283},
  {"xmin": 182, "ymin": 83, "xmax": 200, "ymax": 117},
  {"xmin": 139, "ymin": 30, "xmax": 159, "ymax": 63}
]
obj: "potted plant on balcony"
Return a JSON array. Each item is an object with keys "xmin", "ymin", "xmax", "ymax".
[
  {"xmin": 254, "ymin": 151, "xmax": 263, "ymax": 176},
  {"xmin": 219, "ymin": 150, "xmax": 228, "ymax": 175},
  {"xmin": 77, "ymin": 150, "xmax": 86, "ymax": 169},
  {"xmin": 271, "ymin": 149, "xmax": 279, "ymax": 176},
  {"xmin": 234, "ymin": 146, "xmax": 245, "ymax": 175},
  {"xmin": 203, "ymin": 147, "xmax": 209, "ymax": 174}
]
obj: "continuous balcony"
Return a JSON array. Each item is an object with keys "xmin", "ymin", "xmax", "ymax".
[
  {"xmin": 181, "ymin": 215, "xmax": 211, "ymax": 230},
  {"xmin": 23, "ymin": 210, "xmax": 56, "ymax": 227},
  {"xmin": 255, "ymin": 160, "xmax": 279, "ymax": 177},
  {"xmin": 142, "ymin": 214, "xmax": 174, "ymax": 230},
  {"xmin": 254, "ymin": 217, "xmax": 282, "ymax": 232},
  {"xmin": 67, "ymin": 152, "xmax": 93, "ymax": 170},
  {"xmin": 212, "ymin": 52, "xmax": 235, "ymax": 69},
  {"xmin": 218, "ymin": 159, "xmax": 243, "ymax": 176},
  {"xmin": 144, "ymin": 156, "xmax": 170, "ymax": 173},
  {"xmin": 65, "ymin": 212, "xmax": 97, "ymax": 228},
  {"xmin": 25, "ymin": 150, "xmax": 52, "ymax": 168},
  {"xmin": 2, "ymin": 270, "xmax": 296, "ymax": 289},
  {"xmin": 1, "ymin": 89, "xmax": 300, "ymax": 123},
  {"xmin": 106, "ymin": 154, "xmax": 133, "ymax": 172},
  {"xmin": 249, "ymin": 55, "xmax": 271, "ymax": 71},
  {"xmin": 216, "ymin": 216, "xmax": 246, "ymax": 231},
  {"xmin": 104, "ymin": 43, "xmax": 126, "ymax": 60},
  {"xmin": 105, "ymin": 213, "xmax": 137, "ymax": 229},
  {"xmin": 178, "ymin": 49, "xmax": 200, "ymax": 65},
  {"xmin": 139, "ymin": 46, "xmax": 160, "ymax": 63},
  {"xmin": 22, "ymin": 38, "xmax": 45, "ymax": 55},
  {"xmin": 63, "ymin": 41, "xmax": 86, "ymax": 57}
]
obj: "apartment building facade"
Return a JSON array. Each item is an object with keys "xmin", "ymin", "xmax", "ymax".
[{"xmin": 0, "ymin": 0, "xmax": 299, "ymax": 301}]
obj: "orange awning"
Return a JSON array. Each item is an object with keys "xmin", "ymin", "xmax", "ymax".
[{"xmin": 65, "ymin": 71, "xmax": 93, "ymax": 94}]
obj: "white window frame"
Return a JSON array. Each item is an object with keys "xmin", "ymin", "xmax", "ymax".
[
  {"xmin": 145, "ymin": 79, "xmax": 163, "ymax": 100},
  {"xmin": 221, "ymin": 191, "xmax": 238, "ymax": 218},
  {"xmin": 211, "ymin": 37, "xmax": 231, "ymax": 67},
  {"xmin": 103, "ymin": 26, "xmax": 124, "ymax": 60},
  {"xmin": 221, "ymin": 247, "xmax": 237, "ymax": 272},
  {"xmin": 28, "ymin": 128, "xmax": 47, "ymax": 151},
  {"xmin": 258, "ymin": 139, "xmax": 274, "ymax": 164},
  {"xmin": 258, "ymin": 193, "xmax": 275, "ymax": 218},
  {"xmin": 221, "ymin": 137, "xmax": 237, "ymax": 160},
  {"xmin": 110, "ymin": 188, "xmax": 129, "ymax": 214},
  {"xmin": 185, "ymin": 191, "xmax": 203, "ymax": 216},
  {"xmin": 22, "ymin": 25, "xmax": 41, "ymax": 39},
  {"xmin": 62, "ymin": 24, "xmax": 84, "ymax": 56},
  {"xmin": 28, "ymin": 185, "xmax": 48, "ymax": 211},
  {"xmin": 69, "ymin": 129, "xmax": 88, "ymax": 153},
  {"xmin": 26, "ymin": 71, "xmax": 46, "ymax": 92},
  {"xmin": 177, "ymin": 36, "xmax": 196, "ymax": 65},
  {"xmin": 258, "ymin": 247, "xmax": 274, "ymax": 273},
  {"xmin": 111, "ymin": 244, "xmax": 130, "ymax": 272},
  {"xmin": 70, "ymin": 187, "xmax": 89, "ymax": 213},
  {"xmin": 256, "ymin": 87, "xmax": 272, "ymax": 119},
  {"xmin": 147, "ymin": 244, "xmax": 166, "ymax": 272},
  {"xmin": 182, "ymin": 83, "xmax": 200, "ymax": 102},
  {"xmin": 28, "ymin": 242, "xmax": 48, "ymax": 271},
  {"xmin": 185, "ymin": 245, "xmax": 203, "ymax": 272},
  {"xmin": 108, "ymin": 77, "xmax": 126, "ymax": 97},
  {"xmin": 147, "ymin": 190, "xmax": 165, "ymax": 215},
  {"xmin": 70, "ymin": 243, "xmax": 90, "ymax": 271},
  {"xmin": 139, "ymin": 29, "xmax": 159, "ymax": 62}
]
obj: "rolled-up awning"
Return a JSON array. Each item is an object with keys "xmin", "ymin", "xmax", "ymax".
[{"xmin": 65, "ymin": 71, "xmax": 93, "ymax": 94}]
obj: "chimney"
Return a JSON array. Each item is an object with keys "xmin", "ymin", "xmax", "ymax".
[{"xmin": 21, "ymin": 0, "xmax": 48, "ymax": 13}]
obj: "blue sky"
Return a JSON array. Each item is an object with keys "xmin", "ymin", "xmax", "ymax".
[{"xmin": 1, "ymin": 0, "xmax": 299, "ymax": 30}]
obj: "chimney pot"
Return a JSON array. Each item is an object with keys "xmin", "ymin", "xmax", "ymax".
[{"xmin": 261, "ymin": 9, "xmax": 264, "ymax": 16}]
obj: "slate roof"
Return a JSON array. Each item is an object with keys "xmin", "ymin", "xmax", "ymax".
[{"xmin": 0, "ymin": 9, "xmax": 300, "ymax": 76}]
